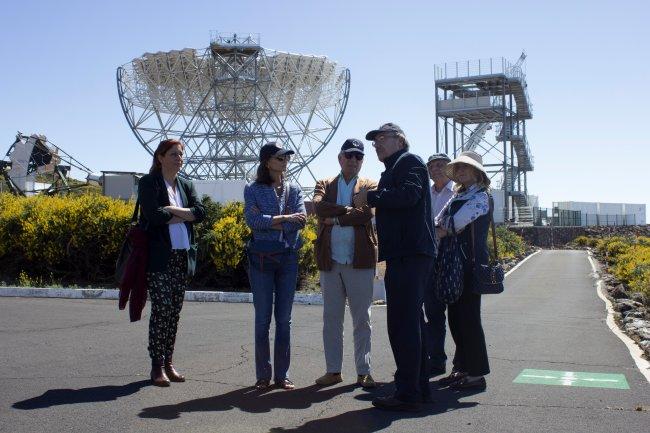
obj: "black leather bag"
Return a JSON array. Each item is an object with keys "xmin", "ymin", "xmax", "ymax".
[
  {"xmin": 471, "ymin": 197, "xmax": 504, "ymax": 295},
  {"xmin": 433, "ymin": 219, "xmax": 464, "ymax": 304}
]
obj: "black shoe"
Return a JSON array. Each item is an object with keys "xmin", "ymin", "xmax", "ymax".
[
  {"xmin": 429, "ymin": 364, "xmax": 446, "ymax": 378},
  {"xmin": 372, "ymin": 396, "xmax": 421, "ymax": 412},
  {"xmin": 438, "ymin": 371, "xmax": 467, "ymax": 387},
  {"xmin": 450, "ymin": 376, "xmax": 486, "ymax": 391},
  {"xmin": 421, "ymin": 393, "xmax": 435, "ymax": 404}
]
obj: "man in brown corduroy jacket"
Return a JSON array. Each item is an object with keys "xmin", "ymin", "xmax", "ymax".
[{"xmin": 312, "ymin": 138, "xmax": 378, "ymax": 389}]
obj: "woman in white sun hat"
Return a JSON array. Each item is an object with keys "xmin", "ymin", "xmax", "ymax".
[{"xmin": 434, "ymin": 150, "xmax": 492, "ymax": 391}]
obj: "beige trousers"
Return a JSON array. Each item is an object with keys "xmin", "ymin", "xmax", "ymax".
[{"xmin": 319, "ymin": 262, "xmax": 375, "ymax": 375}]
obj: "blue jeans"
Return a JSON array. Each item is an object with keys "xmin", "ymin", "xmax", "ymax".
[{"xmin": 248, "ymin": 250, "xmax": 298, "ymax": 381}]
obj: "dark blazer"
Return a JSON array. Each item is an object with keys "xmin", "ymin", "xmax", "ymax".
[
  {"xmin": 367, "ymin": 149, "xmax": 435, "ymax": 261},
  {"xmin": 312, "ymin": 175, "xmax": 378, "ymax": 270},
  {"xmin": 137, "ymin": 172, "xmax": 206, "ymax": 274}
]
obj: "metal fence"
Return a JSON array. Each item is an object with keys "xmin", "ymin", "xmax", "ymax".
[
  {"xmin": 584, "ymin": 214, "xmax": 636, "ymax": 226},
  {"xmin": 531, "ymin": 207, "xmax": 637, "ymax": 227}
]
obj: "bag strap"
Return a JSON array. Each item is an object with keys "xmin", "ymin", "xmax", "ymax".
[
  {"xmin": 470, "ymin": 195, "xmax": 498, "ymax": 263},
  {"xmin": 131, "ymin": 198, "xmax": 140, "ymax": 223}
]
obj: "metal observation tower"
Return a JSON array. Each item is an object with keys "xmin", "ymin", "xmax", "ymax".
[
  {"xmin": 434, "ymin": 53, "xmax": 533, "ymax": 223},
  {"xmin": 117, "ymin": 33, "xmax": 350, "ymax": 185}
]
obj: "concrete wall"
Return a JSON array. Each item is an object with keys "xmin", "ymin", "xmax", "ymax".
[{"xmin": 194, "ymin": 179, "xmax": 247, "ymax": 203}]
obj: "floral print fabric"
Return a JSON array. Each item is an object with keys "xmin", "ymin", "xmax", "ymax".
[
  {"xmin": 147, "ymin": 250, "xmax": 188, "ymax": 360},
  {"xmin": 436, "ymin": 184, "xmax": 489, "ymax": 233}
]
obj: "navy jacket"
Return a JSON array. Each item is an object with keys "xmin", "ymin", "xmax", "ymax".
[
  {"xmin": 367, "ymin": 149, "xmax": 436, "ymax": 261},
  {"xmin": 137, "ymin": 173, "xmax": 206, "ymax": 273}
]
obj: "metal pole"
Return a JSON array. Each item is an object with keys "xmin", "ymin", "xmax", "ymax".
[
  {"xmin": 461, "ymin": 124, "xmax": 465, "ymax": 151},
  {"xmin": 453, "ymin": 120, "xmax": 457, "ymax": 156},
  {"xmin": 502, "ymin": 80, "xmax": 508, "ymax": 222},
  {"xmin": 435, "ymin": 86, "xmax": 440, "ymax": 153}
]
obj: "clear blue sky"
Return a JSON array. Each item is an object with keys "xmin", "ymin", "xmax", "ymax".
[{"xmin": 2, "ymin": 0, "xmax": 648, "ymax": 215}]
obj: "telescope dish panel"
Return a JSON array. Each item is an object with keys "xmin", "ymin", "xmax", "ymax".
[{"xmin": 117, "ymin": 35, "xmax": 350, "ymax": 184}]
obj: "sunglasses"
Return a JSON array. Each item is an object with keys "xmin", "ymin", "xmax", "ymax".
[{"xmin": 344, "ymin": 153, "xmax": 364, "ymax": 161}]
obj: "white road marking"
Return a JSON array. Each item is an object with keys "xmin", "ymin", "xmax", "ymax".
[{"xmin": 588, "ymin": 252, "xmax": 650, "ymax": 383}]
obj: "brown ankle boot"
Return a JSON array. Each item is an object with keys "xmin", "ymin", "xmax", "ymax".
[
  {"xmin": 164, "ymin": 356, "xmax": 185, "ymax": 382},
  {"xmin": 150, "ymin": 358, "xmax": 170, "ymax": 387}
]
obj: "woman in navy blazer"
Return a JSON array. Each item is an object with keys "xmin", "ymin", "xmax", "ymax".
[
  {"xmin": 244, "ymin": 142, "xmax": 306, "ymax": 390},
  {"xmin": 138, "ymin": 139, "xmax": 205, "ymax": 387}
]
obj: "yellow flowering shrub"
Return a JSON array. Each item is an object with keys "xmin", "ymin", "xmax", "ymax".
[
  {"xmin": 0, "ymin": 193, "xmax": 24, "ymax": 257},
  {"xmin": 211, "ymin": 215, "xmax": 251, "ymax": 272},
  {"xmin": 298, "ymin": 215, "xmax": 318, "ymax": 277},
  {"xmin": 0, "ymin": 193, "xmax": 132, "ymax": 282}
]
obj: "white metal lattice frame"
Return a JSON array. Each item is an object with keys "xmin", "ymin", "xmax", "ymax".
[{"xmin": 117, "ymin": 44, "xmax": 350, "ymax": 185}]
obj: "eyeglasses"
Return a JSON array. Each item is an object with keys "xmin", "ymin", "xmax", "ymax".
[{"xmin": 343, "ymin": 153, "xmax": 364, "ymax": 161}]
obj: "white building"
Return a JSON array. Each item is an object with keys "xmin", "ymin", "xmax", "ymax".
[{"xmin": 554, "ymin": 201, "xmax": 646, "ymax": 226}]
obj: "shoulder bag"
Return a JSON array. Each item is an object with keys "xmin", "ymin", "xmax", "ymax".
[
  {"xmin": 433, "ymin": 217, "xmax": 464, "ymax": 304},
  {"xmin": 470, "ymin": 196, "xmax": 504, "ymax": 294}
]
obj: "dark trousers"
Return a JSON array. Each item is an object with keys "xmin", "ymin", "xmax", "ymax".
[
  {"xmin": 447, "ymin": 273, "xmax": 490, "ymax": 376},
  {"xmin": 147, "ymin": 250, "xmax": 188, "ymax": 361},
  {"xmin": 423, "ymin": 283, "xmax": 447, "ymax": 370},
  {"xmin": 384, "ymin": 254, "xmax": 432, "ymax": 403}
]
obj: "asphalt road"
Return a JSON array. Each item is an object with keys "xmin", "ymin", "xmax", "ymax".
[{"xmin": 1, "ymin": 250, "xmax": 648, "ymax": 433}]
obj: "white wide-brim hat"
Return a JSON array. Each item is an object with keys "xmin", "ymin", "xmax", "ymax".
[{"xmin": 445, "ymin": 151, "xmax": 490, "ymax": 185}]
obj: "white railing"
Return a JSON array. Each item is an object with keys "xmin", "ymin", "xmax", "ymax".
[
  {"xmin": 435, "ymin": 57, "xmax": 512, "ymax": 80},
  {"xmin": 210, "ymin": 32, "xmax": 260, "ymax": 46}
]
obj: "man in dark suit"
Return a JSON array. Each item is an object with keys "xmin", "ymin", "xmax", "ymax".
[{"xmin": 354, "ymin": 123, "xmax": 435, "ymax": 412}]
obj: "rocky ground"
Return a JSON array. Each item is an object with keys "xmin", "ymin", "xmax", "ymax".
[{"xmin": 597, "ymin": 259, "xmax": 650, "ymax": 359}]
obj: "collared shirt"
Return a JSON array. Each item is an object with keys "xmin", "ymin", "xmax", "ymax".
[
  {"xmin": 436, "ymin": 183, "xmax": 489, "ymax": 232},
  {"xmin": 431, "ymin": 180, "xmax": 455, "ymax": 223},
  {"xmin": 330, "ymin": 174, "xmax": 357, "ymax": 264},
  {"xmin": 164, "ymin": 179, "xmax": 190, "ymax": 250}
]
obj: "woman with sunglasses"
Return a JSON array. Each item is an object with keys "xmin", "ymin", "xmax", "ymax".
[{"xmin": 243, "ymin": 142, "xmax": 307, "ymax": 390}]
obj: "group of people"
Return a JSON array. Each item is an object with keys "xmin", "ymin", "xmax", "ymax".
[{"xmin": 136, "ymin": 122, "xmax": 494, "ymax": 412}]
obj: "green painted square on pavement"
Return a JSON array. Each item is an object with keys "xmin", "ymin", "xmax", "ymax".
[{"xmin": 514, "ymin": 369, "xmax": 629, "ymax": 389}]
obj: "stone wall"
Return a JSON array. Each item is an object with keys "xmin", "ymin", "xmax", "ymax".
[{"xmin": 508, "ymin": 225, "xmax": 650, "ymax": 248}]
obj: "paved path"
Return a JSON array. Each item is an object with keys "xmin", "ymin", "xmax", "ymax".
[{"xmin": 0, "ymin": 250, "xmax": 648, "ymax": 432}]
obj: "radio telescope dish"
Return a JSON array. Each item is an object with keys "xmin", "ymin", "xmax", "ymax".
[
  {"xmin": 116, "ymin": 33, "xmax": 351, "ymax": 185},
  {"xmin": 1, "ymin": 132, "xmax": 95, "ymax": 196}
]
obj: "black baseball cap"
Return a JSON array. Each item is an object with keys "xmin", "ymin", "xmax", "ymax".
[
  {"xmin": 365, "ymin": 123, "xmax": 405, "ymax": 141},
  {"xmin": 341, "ymin": 138, "xmax": 364, "ymax": 154},
  {"xmin": 259, "ymin": 142, "xmax": 295, "ymax": 161}
]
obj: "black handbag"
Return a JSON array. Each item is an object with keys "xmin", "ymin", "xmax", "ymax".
[
  {"xmin": 433, "ymin": 218, "xmax": 464, "ymax": 304},
  {"xmin": 470, "ymin": 197, "xmax": 504, "ymax": 295}
]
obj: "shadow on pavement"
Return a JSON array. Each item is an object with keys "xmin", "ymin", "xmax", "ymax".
[
  {"xmin": 268, "ymin": 386, "xmax": 481, "ymax": 433},
  {"xmin": 12, "ymin": 380, "xmax": 150, "ymax": 409},
  {"xmin": 139, "ymin": 383, "xmax": 362, "ymax": 420}
]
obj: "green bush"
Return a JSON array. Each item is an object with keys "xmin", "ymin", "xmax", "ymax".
[
  {"xmin": 0, "ymin": 193, "xmax": 132, "ymax": 283},
  {"xmin": 490, "ymin": 226, "xmax": 528, "ymax": 259},
  {"xmin": 574, "ymin": 235, "xmax": 599, "ymax": 248}
]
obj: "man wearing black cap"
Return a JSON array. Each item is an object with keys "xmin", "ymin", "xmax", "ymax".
[
  {"xmin": 353, "ymin": 123, "xmax": 436, "ymax": 411},
  {"xmin": 312, "ymin": 139, "xmax": 378, "ymax": 389}
]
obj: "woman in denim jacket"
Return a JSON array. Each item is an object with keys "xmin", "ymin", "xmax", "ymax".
[{"xmin": 244, "ymin": 142, "xmax": 306, "ymax": 390}]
